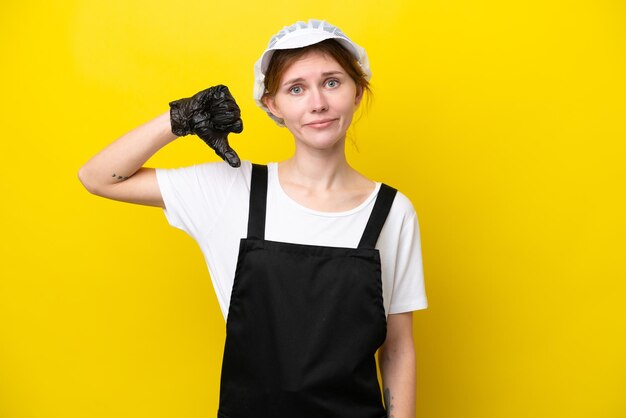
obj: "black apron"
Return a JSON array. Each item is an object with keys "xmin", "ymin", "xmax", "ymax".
[{"xmin": 217, "ymin": 164, "xmax": 397, "ymax": 418}]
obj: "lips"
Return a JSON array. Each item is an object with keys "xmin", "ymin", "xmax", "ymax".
[{"xmin": 304, "ymin": 118, "xmax": 337, "ymax": 128}]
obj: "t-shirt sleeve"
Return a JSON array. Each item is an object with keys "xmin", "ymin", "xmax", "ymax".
[
  {"xmin": 154, "ymin": 161, "xmax": 245, "ymax": 239},
  {"xmin": 388, "ymin": 209, "xmax": 429, "ymax": 314}
]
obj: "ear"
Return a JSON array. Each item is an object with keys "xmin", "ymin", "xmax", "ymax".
[
  {"xmin": 354, "ymin": 85, "xmax": 364, "ymax": 107},
  {"xmin": 263, "ymin": 95, "xmax": 284, "ymax": 119}
]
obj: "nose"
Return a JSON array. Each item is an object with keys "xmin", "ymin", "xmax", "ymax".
[{"xmin": 309, "ymin": 88, "xmax": 328, "ymax": 113}]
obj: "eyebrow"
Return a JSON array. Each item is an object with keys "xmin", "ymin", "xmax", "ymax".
[{"xmin": 281, "ymin": 71, "xmax": 345, "ymax": 87}]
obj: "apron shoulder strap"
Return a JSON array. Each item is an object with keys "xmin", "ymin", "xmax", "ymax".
[
  {"xmin": 247, "ymin": 163, "xmax": 268, "ymax": 240},
  {"xmin": 358, "ymin": 183, "xmax": 398, "ymax": 249}
]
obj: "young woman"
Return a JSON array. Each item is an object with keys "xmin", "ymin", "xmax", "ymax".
[{"xmin": 79, "ymin": 19, "xmax": 427, "ymax": 418}]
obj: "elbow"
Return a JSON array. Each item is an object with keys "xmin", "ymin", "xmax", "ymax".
[{"xmin": 77, "ymin": 165, "xmax": 102, "ymax": 196}]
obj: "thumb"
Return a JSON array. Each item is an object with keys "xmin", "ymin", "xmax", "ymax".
[{"xmin": 199, "ymin": 133, "xmax": 241, "ymax": 168}]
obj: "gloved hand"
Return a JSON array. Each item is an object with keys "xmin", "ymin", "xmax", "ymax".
[{"xmin": 169, "ymin": 85, "xmax": 244, "ymax": 168}]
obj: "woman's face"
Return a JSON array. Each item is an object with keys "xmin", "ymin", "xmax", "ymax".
[{"xmin": 264, "ymin": 50, "xmax": 363, "ymax": 152}]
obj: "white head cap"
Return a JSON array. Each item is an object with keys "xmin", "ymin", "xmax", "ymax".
[{"xmin": 253, "ymin": 19, "xmax": 371, "ymax": 126}]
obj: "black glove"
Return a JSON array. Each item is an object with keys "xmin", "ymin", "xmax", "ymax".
[{"xmin": 169, "ymin": 85, "xmax": 243, "ymax": 167}]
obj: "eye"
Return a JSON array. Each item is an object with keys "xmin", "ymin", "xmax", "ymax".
[
  {"xmin": 326, "ymin": 79, "xmax": 340, "ymax": 88},
  {"xmin": 289, "ymin": 85, "xmax": 303, "ymax": 95}
]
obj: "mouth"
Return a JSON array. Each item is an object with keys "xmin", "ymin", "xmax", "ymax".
[{"xmin": 304, "ymin": 118, "xmax": 338, "ymax": 128}]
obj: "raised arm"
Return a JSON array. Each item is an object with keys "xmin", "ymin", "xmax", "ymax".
[
  {"xmin": 78, "ymin": 111, "xmax": 174, "ymax": 207},
  {"xmin": 77, "ymin": 85, "xmax": 244, "ymax": 208}
]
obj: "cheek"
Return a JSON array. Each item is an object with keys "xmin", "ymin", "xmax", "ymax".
[
  {"xmin": 278, "ymin": 106, "xmax": 301, "ymax": 130},
  {"xmin": 338, "ymin": 97, "xmax": 358, "ymax": 116},
  {"xmin": 277, "ymin": 106, "xmax": 297, "ymax": 123},
  {"xmin": 278, "ymin": 98, "xmax": 307, "ymax": 119}
]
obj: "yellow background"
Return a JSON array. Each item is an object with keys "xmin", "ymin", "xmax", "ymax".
[{"xmin": 1, "ymin": 1, "xmax": 625, "ymax": 417}]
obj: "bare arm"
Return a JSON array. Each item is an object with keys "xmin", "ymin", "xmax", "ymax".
[
  {"xmin": 378, "ymin": 312, "xmax": 416, "ymax": 418},
  {"xmin": 78, "ymin": 85, "xmax": 243, "ymax": 208},
  {"xmin": 77, "ymin": 111, "xmax": 175, "ymax": 208}
]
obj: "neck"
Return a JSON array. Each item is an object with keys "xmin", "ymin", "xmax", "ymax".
[{"xmin": 279, "ymin": 138, "xmax": 353, "ymax": 191}]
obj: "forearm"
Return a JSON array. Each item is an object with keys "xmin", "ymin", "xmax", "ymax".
[
  {"xmin": 78, "ymin": 110, "xmax": 176, "ymax": 194},
  {"xmin": 378, "ymin": 319, "xmax": 417, "ymax": 418}
]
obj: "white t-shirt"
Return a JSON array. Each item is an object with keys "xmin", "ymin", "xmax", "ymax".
[{"xmin": 155, "ymin": 161, "xmax": 427, "ymax": 321}]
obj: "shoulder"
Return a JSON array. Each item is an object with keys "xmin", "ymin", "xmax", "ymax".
[
  {"xmin": 156, "ymin": 160, "xmax": 253, "ymax": 184},
  {"xmin": 377, "ymin": 186, "xmax": 420, "ymax": 245},
  {"xmin": 188, "ymin": 159, "xmax": 253, "ymax": 178},
  {"xmin": 387, "ymin": 187, "xmax": 417, "ymax": 220}
]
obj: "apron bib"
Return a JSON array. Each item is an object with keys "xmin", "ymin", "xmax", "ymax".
[{"xmin": 218, "ymin": 164, "xmax": 397, "ymax": 418}]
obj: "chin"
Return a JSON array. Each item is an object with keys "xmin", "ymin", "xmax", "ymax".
[{"xmin": 296, "ymin": 131, "xmax": 346, "ymax": 151}]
